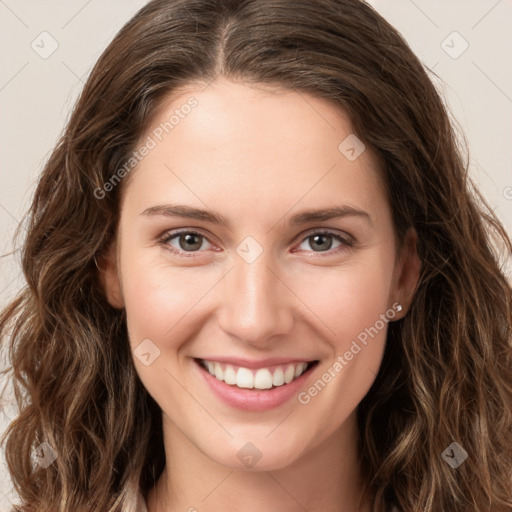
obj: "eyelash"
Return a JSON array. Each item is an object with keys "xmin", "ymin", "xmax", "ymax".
[{"xmin": 158, "ymin": 229, "xmax": 354, "ymax": 259}]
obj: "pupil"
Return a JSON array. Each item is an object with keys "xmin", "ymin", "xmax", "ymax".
[
  {"xmin": 311, "ymin": 234, "xmax": 332, "ymax": 251},
  {"xmin": 179, "ymin": 233, "xmax": 202, "ymax": 251}
]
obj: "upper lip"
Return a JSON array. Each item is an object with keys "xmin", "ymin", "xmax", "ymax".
[{"xmin": 195, "ymin": 356, "xmax": 317, "ymax": 369}]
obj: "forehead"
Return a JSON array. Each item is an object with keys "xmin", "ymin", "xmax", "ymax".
[{"xmin": 122, "ymin": 78, "xmax": 388, "ymax": 224}]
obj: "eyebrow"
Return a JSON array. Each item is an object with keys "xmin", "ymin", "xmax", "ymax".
[{"xmin": 140, "ymin": 204, "xmax": 373, "ymax": 228}]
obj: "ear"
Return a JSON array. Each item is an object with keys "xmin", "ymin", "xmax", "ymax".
[
  {"xmin": 97, "ymin": 240, "xmax": 125, "ymax": 309},
  {"xmin": 391, "ymin": 227, "xmax": 421, "ymax": 318}
]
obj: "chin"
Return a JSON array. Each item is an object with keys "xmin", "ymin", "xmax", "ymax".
[{"xmin": 203, "ymin": 430, "xmax": 310, "ymax": 472}]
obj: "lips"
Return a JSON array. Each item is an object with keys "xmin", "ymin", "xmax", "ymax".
[{"xmin": 194, "ymin": 357, "xmax": 319, "ymax": 412}]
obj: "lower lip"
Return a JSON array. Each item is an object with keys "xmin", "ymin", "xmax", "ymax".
[{"xmin": 195, "ymin": 360, "xmax": 317, "ymax": 412}]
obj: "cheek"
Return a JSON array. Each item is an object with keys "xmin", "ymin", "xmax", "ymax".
[
  {"xmin": 119, "ymin": 253, "xmax": 220, "ymax": 409},
  {"xmin": 295, "ymin": 257, "xmax": 394, "ymax": 345},
  {"xmin": 291, "ymin": 255, "xmax": 395, "ymax": 408},
  {"xmin": 119, "ymin": 248, "xmax": 219, "ymax": 350}
]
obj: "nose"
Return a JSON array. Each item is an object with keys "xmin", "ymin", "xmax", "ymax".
[{"xmin": 216, "ymin": 253, "xmax": 294, "ymax": 347}]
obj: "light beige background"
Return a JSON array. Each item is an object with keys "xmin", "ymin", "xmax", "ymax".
[{"xmin": 1, "ymin": 0, "xmax": 511, "ymax": 508}]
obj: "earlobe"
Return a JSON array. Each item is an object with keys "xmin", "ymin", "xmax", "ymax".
[
  {"xmin": 394, "ymin": 227, "xmax": 422, "ymax": 317},
  {"xmin": 96, "ymin": 241, "xmax": 125, "ymax": 309}
]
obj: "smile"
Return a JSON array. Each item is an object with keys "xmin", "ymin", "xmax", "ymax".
[{"xmin": 197, "ymin": 359, "xmax": 317, "ymax": 390}]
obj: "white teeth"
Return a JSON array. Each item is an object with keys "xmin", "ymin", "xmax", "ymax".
[
  {"xmin": 236, "ymin": 367, "xmax": 254, "ymax": 389},
  {"xmin": 214, "ymin": 362, "xmax": 224, "ymax": 381},
  {"xmin": 224, "ymin": 364, "xmax": 237, "ymax": 385},
  {"xmin": 206, "ymin": 361, "xmax": 215, "ymax": 375},
  {"xmin": 295, "ymin": 362, "xmax": 307, "ymax": 378},
  {"xmin": 202, "ymin": 359, "xmax": 312, "ymax": 389},
  {"xmin": 272, "ymin": 367, "xmax": 285, "ymax": 386},
  {"xmin": 284, "ymin": 365, "xmax": 295, "ymax": 384},
  {"xmin": 254, "ymin": 369, "xmax": 273, "ymax": 390}
]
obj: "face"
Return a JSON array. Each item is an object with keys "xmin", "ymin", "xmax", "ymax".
[{"xmin": 102, "ymin": 77, "xmax": 420, "ymax": 471}]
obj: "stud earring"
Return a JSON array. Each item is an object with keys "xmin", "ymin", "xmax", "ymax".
[{"xmin": 396, "ymin": 303, "xmax": 403, "ymax": 312}]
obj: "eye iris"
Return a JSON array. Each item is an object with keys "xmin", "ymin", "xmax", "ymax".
[
  {"xmin": 310, "ymin": 234, "xmax": 332, "ymax": 251},
  {"xmin": 179, "ymin": 233, "xmax": 202, "ymax": 251}
]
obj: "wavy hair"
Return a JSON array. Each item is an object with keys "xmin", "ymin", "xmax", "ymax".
[{"xmin": 1, "ymin": 0, "xmax": 511, "ymax": 511}]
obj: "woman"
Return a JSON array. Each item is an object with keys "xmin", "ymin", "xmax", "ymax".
[{"xmin": 1, "ymin": 0, "xmax": 511, "ymax": 511}]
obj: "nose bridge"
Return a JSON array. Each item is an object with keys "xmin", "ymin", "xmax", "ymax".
[{"xmin": 217, "ymin": 251, "xmax": 293, "ymax": 343}]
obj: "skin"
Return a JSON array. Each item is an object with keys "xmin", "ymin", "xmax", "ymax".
[{"xmin": 101, "ymin": 77, "xmax": 421, "ymax": 512}]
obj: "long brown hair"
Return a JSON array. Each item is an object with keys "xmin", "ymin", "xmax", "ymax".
[{"xmin": 1, "ymin": 1, "xmax": 511, "ymax": 511}]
